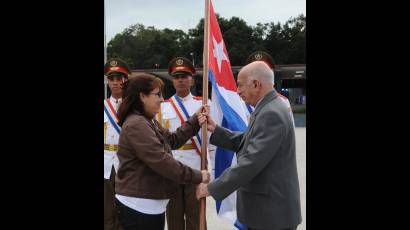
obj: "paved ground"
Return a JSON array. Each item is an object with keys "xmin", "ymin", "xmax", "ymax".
[
  {"xmin": 166, "ymin": 127, "xmax": 306, "ymax": 230},
  {"xmin": 294, "ymin": 113, "xmax": 306, "ymax": 127}
]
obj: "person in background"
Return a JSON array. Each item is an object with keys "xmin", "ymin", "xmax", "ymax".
[
  {"xmin": 245, "ymin": 51, "xmax": 294, "ymax": 126},
  {"xmin": 104, "ymin": 58, "xmax": 130, "ymax": 230},
  {"xmin": 157, "ymin": 57, "xmax": 215, "ymax": 230}
]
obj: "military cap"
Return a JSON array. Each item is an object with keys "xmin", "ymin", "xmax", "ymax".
[
  {"xmin": 168, "ymin": 57, "xmax": 196, "ymax": 77},
  {"xmin": 104, "ymin": 58, "xmax": 131, "ymax": 79},
  {"xmin": 245, "ymin": 51, "xmax": 275, "ymax": 69}
]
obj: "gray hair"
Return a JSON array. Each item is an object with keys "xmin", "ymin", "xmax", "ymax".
[{"xmin": 247, "ymin": 61, "xmax": 275, "ymax": 86}]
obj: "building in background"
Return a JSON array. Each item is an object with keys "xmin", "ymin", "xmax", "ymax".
[
  {"xmin": 125, "ymin": 65, "xmax": 305, "ymax": 102},
  {"xmin": 105, "ymin": 65, "xmax": 305, "ymax": 109}
]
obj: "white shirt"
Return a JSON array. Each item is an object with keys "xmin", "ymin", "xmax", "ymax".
[
  {"xmin": 104, "ymin": 96, "xmax": 121, "ymax": 179},
  {"xmin": 115, "ymin": 194, "xmax": 169, "ymax": 214}
]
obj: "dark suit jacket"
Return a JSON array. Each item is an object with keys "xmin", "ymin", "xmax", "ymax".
[{"xmin": 208, "ymin": 90, "xmax": 301, "ymax": 229}]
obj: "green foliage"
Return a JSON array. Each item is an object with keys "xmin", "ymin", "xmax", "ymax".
[
  {"xmin": 107, "ymin": 15, "xmax": 305, "ymax": 69},
  {"xmin": 292, "ymin": 105, "xmax": 306, "ymax": 113}
]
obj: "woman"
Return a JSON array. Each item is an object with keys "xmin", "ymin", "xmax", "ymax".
[{"xmin": 115, "ymin": 73, "xmax": 209, "ymax": 230}]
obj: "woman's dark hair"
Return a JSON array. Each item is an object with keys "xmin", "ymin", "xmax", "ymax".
[{"xmin": 117, "ymin": 73, "xmax": 164, "ymax": 126}]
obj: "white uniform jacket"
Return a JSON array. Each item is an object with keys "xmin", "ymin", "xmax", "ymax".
[
  {"xmin": 156, "ymin": 93, "xmax": 216, "ymax": 175},
  {"xmin": 104, "ymin": 96, "xmax": 121, "ymax": 179}
]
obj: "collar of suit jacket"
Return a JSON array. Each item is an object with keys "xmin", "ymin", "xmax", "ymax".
[{"xmin": 253, "ymin": 90, "xmax": 278, "ymax": 115}]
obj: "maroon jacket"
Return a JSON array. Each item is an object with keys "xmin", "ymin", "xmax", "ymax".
[{"xmin": 115, "ymin": 109, "xmax": 202, "ymax": 199}]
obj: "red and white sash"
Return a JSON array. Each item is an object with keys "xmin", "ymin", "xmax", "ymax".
[
  {"xmin": 104, "ymin": 99, "xmax": 121, "ymax": 134},
  {"xmin": 169, "ymin": 95, "xmax": 201, "ymax": 155}
]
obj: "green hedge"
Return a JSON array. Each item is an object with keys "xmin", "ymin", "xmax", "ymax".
[{"xmin": 292, "ymin": 106, "xmax": 306, "ymax": 113}]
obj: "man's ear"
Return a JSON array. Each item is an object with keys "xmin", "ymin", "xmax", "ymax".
[{"xmin": 253, "ymin": 80, "xmax": 260, "ymax": 88}]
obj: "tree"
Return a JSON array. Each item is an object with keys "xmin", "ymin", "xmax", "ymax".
[
  {"xmin": 107, "ymin": 14, "xmax": 306, "ymax": 67},
  {"xmin": 283, "ymin": 14, "xmax": 306, "ymax": 64},
  {"xmin": 264, "ymin": 15, "xmax": 306, "ymax": 64},
  {"xmin": 108, "ymin": 24, "xmax": 196, "ymax": 69},
  {"xmin": 188, "ymin": 15, "xmax": 255, "ymax": 66}
]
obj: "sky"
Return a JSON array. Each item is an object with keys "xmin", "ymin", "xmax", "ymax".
[{"xmin": 105, "ymin": 0, "xmax": 306, "ymax": 42}]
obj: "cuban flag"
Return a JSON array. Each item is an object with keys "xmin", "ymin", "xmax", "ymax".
[{"xmin": 207, "ymin": 1, "xmax": 249, "ymax": 229}]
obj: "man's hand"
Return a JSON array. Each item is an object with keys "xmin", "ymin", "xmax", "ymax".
[
  {"xmin": 201, "ymin": 170, "xmax": 210, "ymax": 183},
  {"xmin": 197, "ymin": 106, "xmax": 216, "ymax": 132},
  {"xmin": 198, "ymin": 110, "xmax": 208, "ymax": 126},
  {"xmin": 196, "ymin": 183, "xmax": 210, "ymax": 200}
]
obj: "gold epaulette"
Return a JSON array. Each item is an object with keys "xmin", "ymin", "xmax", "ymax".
[{"xmin": 178, "ymin": 143, "xmax": 196, "ymax": 150}]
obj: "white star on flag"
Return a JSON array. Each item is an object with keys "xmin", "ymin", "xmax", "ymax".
[{"xmin": 212, "ymin": 35, "xmax": 229, "ymax": 73}]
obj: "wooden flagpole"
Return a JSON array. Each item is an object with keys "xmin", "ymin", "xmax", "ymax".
[{"xmin": 199, "ymin": 0, "xmax": 210, "ymax": 229}]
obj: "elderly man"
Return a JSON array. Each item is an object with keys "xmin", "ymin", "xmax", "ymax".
[
  {"xmin": 197, "ymin": 61, "xmax": 301, "ymax": 230},
  {"xmin": 245, "ymin": 51, "xmax": 294, "ymax": 127}
]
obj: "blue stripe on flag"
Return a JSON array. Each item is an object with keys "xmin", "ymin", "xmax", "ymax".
[
  {"xmin": 209, "ymin": 70, "xmax": 247, "ymax": 132},
  {"xmin": 246, "ymin": 104, "xmax": 254, "ymax": 114},
  {"xmin": 214, "ymin": 117, "xmax": 236, "ymax": 178},
  {"xmin": 209, "ymin": 70, "xmax": 247, "ymax": 230},
  {"xmin": 215, "ymin": 118, "xmax": 236, "ymax": 213},
  {"xmin": 234, "ymin": 219, "xmax": 246, "ymax": 230}
]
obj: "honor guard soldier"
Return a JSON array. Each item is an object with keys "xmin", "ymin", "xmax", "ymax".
[
  {"xmin": 246, "ymin": 51, "xmax": 295, "ymax": 126},
  {"xmin": 104, "ymin": 58, "xmax": 130, "ymax": 230},
  {"xmin": 157, "ymin": 57, "xmax": 215, "ymax": 230}
]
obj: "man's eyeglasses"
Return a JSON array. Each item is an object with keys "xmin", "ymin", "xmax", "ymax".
[{"xmin": 150, "ymin": 92, "xmax": 163, "ymax": 98}]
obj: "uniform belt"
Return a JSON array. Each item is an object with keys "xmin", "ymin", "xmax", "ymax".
[
  {"xmin": 178, "ymin": 143, "xmax": 196, "ymax": 150},
  {"xmin": 104, "ymin": 144, "xmax": 119, "ymax": 151}
]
